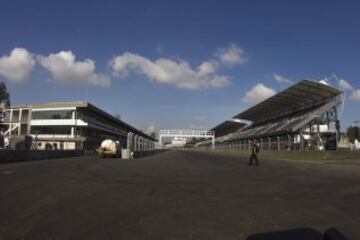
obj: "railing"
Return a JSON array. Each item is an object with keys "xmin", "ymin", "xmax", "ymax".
[
  {"xmin": 159, "ymin": 129, "xmax": 216, "ymax": 150},
  {"xmin": 159, "ymin": 129, "xmax": 215, "ymax": 136},
  {"xmin": 3, "ymin": 123, "xmax": 20, "ymax": 136}
]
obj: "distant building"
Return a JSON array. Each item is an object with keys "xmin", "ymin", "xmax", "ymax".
[{"xmin": 0, "ymin": 101, "xmax": 154, "ymax": 151}]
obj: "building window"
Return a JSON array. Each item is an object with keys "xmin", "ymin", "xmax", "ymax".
[
  {"xmin": 32, "ymin": 110, "xmax": 74, "ymax": 120},
  {"xmin": 31, "ymin": 126, "xmax": 72, "ymax": 135},
  {"xmin": 45, "ymin": 143, "xmax": 52, "ymax": 150}
]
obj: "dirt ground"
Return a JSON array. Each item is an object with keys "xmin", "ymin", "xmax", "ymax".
[{"xmin": 1, "ymin": 150, "xmax": 359, "ymax": 239}]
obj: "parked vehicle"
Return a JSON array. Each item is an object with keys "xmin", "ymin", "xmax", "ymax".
[{"xmin": 99, "ymin": 139, "xmax": 121, "ymax": 158}]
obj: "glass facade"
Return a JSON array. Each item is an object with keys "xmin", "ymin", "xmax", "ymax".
[
  {"xmin": 1, "ymin": 109, "xmax": 30, "ymax": 123},
  {"xmin": 31, "ymin": 126, "xmax": 72, "ymax": 135},
  {"xmin": 32, "ymin": 110, "xmax": 74, "ymax": 120},
  {"xmin": 76, "ymin": 111, "xmax": 127, "ymax": 134},
  {"xmin": 1, "ymin": 104, "xmax": 150, "ymax": 151}
]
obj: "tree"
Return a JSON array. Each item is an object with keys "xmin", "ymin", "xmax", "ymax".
[
  {"xmin": 149, "ymin": 131, "xmax": 157, "ymax": 139},
  {"xmin": 145, "ymin": 125, "xmax": 157, "ymax": 139},
  {"xmin": 0, "ymin": 82, "xmax": 10, "ymax": 106},
  {"xmin": 347, "ymin": 126, "xmax": 360, "ymax": 143},
  {"xmin": 0, "ymin": 82, "xmax": 10, "ymax": 132}
]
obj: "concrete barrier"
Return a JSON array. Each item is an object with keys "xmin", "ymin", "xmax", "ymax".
[{"xmin": 0, "ymin": 150, "xmax": 84, "ymax": 163}]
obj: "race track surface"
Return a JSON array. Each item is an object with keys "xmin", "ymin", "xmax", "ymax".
[{"xmin": 1, "ymin": 150, "xmax": 359, "ymax": 239}]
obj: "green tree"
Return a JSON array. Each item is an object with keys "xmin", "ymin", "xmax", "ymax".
[
  {"xmin": 347, "ymin": 126, "xmax": 360, "ymax": 143},
  {"xmin": 0, "ymin": 82, "xmax": 10, "ymax": 106}
]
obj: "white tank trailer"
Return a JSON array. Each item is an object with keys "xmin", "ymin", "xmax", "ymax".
[{"xmin": 99, "ymin": 139, "xmax": 121, "ymax": 158}]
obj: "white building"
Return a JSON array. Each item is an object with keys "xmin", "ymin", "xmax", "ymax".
[{"xmin": 0, "ymin": 101, "xmax": 155, "ymax": 151}]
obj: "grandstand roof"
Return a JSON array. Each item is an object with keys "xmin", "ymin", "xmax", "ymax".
[
  {"xmin": 233, "ymin": 80, "xmax": 342, "ymax": 124},
  {"xmin": 212, "ymin": 120, "xmax": 247, "ymax": 138}
]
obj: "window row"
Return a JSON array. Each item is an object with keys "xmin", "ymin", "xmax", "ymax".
[
  {"xmin": 32, "ymin": 110, "xmax": 74, "ymax": 120},
  {"xmin": 31, "ymin": 126, "xmax": 72, "ymax": 135}
]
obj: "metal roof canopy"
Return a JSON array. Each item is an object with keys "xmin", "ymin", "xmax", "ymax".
[
  {"xmin": 212, "ymin": 121, "xmax": 247, "ymax": 138},
  {"xmin": 233, "ymin": 80, "xmax": 342, "ymax": 124}
]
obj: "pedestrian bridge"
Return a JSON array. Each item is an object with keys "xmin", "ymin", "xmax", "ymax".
[{"xmin": 159, "ymin": 129, "xmax": 215, "ymax": 149}]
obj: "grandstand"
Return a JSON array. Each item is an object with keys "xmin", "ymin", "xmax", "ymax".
[{"xmin": 199, "ymin": 80, "xmax": 344, "ymax": 151}]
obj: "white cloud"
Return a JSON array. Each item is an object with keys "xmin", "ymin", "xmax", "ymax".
[
  {"xmin": 197, "ymin": 60, "xmax": 219, "ymax": 77},
  {"xmin": 242, "ymin": 83, "xmax": 276, "ymax": 104},
  {"xmin": 273, "ymin": 73, "xmax": 292, "ymax": 84},
  {"xmin": 38, "ymin": 51, "xmax": 110, "ymax": 86},
  {"xmin": 0, "ymin": 48, "xmax": 35, "ymax": 82},
  {"xmin": 215, "ymin": 43, "xmax": 247, "ymax": 66},
  {"xmin": 350, "ymin": 89, "xmax": 360, "ymax": 101},
  {"xmin": 338, "ymin": 79, "xmax": 353, "ymax": 91},
  {"xmin": 110, "ymin": 52, "xmax": 230, "ymax": 90}
]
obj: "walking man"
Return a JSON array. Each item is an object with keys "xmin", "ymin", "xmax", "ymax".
[{"xmin": 248, "ymin": 140, "xmax": 260, "ymax": 166}]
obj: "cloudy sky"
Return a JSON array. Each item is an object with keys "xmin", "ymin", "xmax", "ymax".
[{"xmin": 0, "ymin": 0, "xmax": 359, "ymax": 131}]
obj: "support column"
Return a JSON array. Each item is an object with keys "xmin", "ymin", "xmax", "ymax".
[
  {"xmin": 268, "ymin": 137, "xmax": 271, "ymax": 151},
  {"xmin": 134, "ymin": 135, "xmax": 138, "ymax": 151},
  {"xmin": 18, "ymin": 109, "xmax": 22, "ymax": 135},
  {"xmin": 335, "ymin": 107, "xmax": 340, "ymax": 151},
  {"xmin": 287, "ymin": 134, "xmax": 291, "ymax": 151},
  {"xmin": 277, "ymin": 136, "xmax": 280, "ymax": 151},
  {"xmin": 27, "ymin": 107, "xmax": 32, "ymax": 135},
  {"xmin": 9, "ymin": 109, "xmax": 13, "ymax": 137},
  {"xmin": 127, "ymin": 132, "xmax": 132, "ymax": 150}
]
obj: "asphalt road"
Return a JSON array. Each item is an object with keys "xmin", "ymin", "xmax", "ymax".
[{"xmin": 1, "ymin": 150, "xmax": 359, "ymax": 240}]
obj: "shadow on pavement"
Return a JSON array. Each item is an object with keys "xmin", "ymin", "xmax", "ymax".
[{"xmin": 246, "ymin": 227, "xmax": 349, "ymax": 240}]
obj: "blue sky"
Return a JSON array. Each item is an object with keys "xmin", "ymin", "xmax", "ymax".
[{"xmin": 0, "ymin": 0, "xmax": 359, "ymax": 132}]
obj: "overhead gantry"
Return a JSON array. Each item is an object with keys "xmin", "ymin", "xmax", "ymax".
[{"xmin": 159, "ymin": 129, "xmax": 216, "ymax": 150}]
